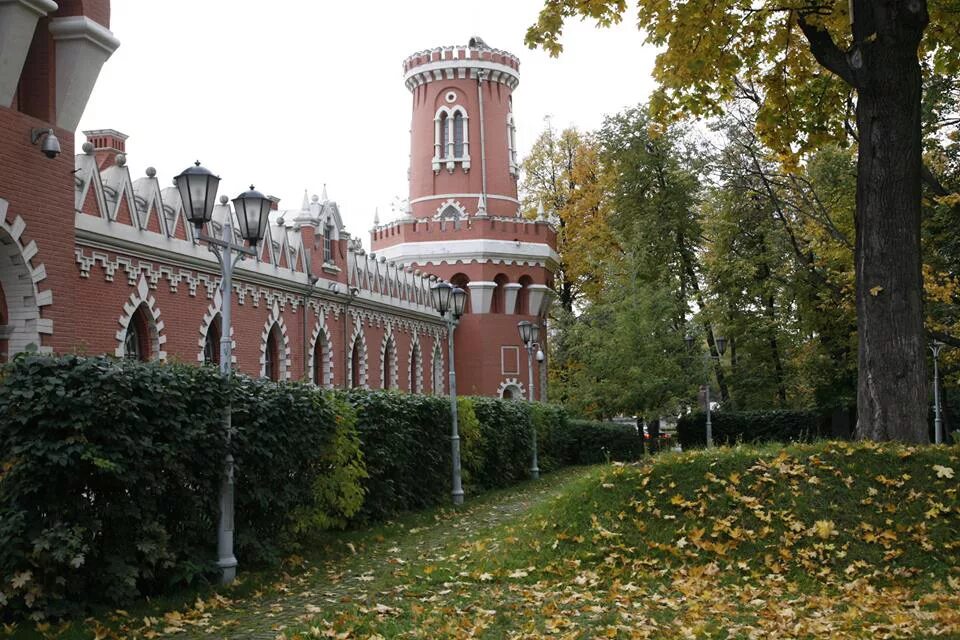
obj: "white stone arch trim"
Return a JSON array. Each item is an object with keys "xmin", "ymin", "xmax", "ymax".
[
  {"xmin": 259, "ymin": 301, "xmax": 292, "ymax": 380},
  {"xmin": 308, "ymin": 316, "xmax": 334, "ymax": 388},
  {"xmin": 433, "ymin": 198, "xmax": 467, "ymax": 220},
  {"xmin": 196, "ymin": 289, "xmax": 236, "ymax": 364},
  {"xmin": 379, "ymin": 326, "xmax": 399, "ymax": 390},
  {"xmin": 497, "ymin": 378, "xmax": 526, "ymax": 400},
  {"xmin": 431, "ymin": 341, "xmax": 445, "ymax": 395},
  {"xmin": 0, "ymin": 202, "xmax": 53, "ymax": 355},
  {"xmin": 407, "ymin": 333, "xmax": 424, "ymax": 394},
  {"xmin": 347, "ymin": 321, "xmax": 369, "ymax": 389},
  {"xmin": 115, "ymin": 273, "xmax": 166, "ymax": 360}
]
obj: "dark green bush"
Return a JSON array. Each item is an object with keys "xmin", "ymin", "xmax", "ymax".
[
  {"xmin": 0, "ymin": 355, "xmax": 227, "ymax": 619},
  {"xmin": 0, "ymin": 355, "xmax": 361, "ymax": 620},
  {"xmin": 555, "ymin": 419, "xmax": 646, "ymax": 464},
  {"xmin": 530, "ymin": 402, "xmax": 569, "ymax": 472},
  {"xmin": 470, "ymin": 397, "xmax": 533, "ymax": 489},
  {"xmin": 677, "ymin": 410, "xmax": 826, "ymax": 449},
  {"xmin": 344, "ymin": 390, "xmax": 452, "ymax": 521}
]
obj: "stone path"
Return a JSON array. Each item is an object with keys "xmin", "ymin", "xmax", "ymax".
[{"xmin": 164, "ymin": 467, "xmax": 591, "ymax": 639}]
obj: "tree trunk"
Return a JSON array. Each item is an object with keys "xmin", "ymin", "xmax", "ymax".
[
  {"xmin": 854, "ymin": 28, "xmax": 928, "ymax": 442},
  {"xmin": 798, "ymin": 0, "xmax": 929, "ymax": 442}
]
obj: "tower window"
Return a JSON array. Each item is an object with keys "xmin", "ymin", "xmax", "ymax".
[
  {"xmin": 438, "ymin": 112, "xmax": 449, "ymax": 158},
  {"xmin": 324, "ymin": 222, "xmax": 335, "ymax": 264},
  {"xmin": 453, "ymin": 112, "xmax": 464, "ymax": 158}
]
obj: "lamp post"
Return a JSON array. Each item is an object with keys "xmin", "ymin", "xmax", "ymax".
[
  {"xmin": 518, "ymin": 320, "xmax": 541, "ymax": 480},
  {"xmin": 930, "ymin": 340, "xmax": 945, "ymax": 444},
  {"xmin": 684, "ymin": 332, "xmax": 726, "ymax": 449},
  {"xmin": 175, "ymin": 163, "xmax": 272, "ymax": 584},
  {"xmin": 431, "ymin": 281, "xmax": 467, "ymax": 505}
]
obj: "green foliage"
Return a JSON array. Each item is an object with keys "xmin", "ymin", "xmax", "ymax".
[
  {"xmin": 470, "ymin": 398, "xmax": 534, "ymax": 489},
  {"xmin": 0, "ymin": 355, "xmax": 227, "ymax": 619},
  {"xmin": 677, "ymin": 410, "xmax": 827, "ymax": 449},
  {"xmin": 554, "ymin": 419, "xmax": 646, "ymax": 464},
  {"xmin": 345, "ymin": 390, "xmax": 452, "ymax": 522},
  {"xmin": 0, "ymin": 355, "xmax": 363, "ymax": 621},
  {"xmin": 456, "ymin": 396, "xmax": 482, "ymax": 485},
  {"xmin": 529, "ymin": 402, "xmax": 568, "ymax": 473}
]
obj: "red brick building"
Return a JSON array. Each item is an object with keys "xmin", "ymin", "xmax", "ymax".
[{"xmin": 0, "ymin": 5, "xmax": 556, "ymax": 398}]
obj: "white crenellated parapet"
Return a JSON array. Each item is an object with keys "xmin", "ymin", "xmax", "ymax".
[
  {"xmin": 403, "ymin": 40, "xmax": 520, "ymax": 92},
  {"xmin": 466, "ymin": 281, "xmax": 497, "ymax": 314},
  {"xmin": 0, "ymin": 0, "xmax": 58, "ymax": 107}
]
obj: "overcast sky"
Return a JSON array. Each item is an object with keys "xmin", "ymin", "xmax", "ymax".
[{"xmin": 77, "ymin": 0, "xmax": 658, "ymax": 246}]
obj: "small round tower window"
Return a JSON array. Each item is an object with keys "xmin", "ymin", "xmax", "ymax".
[{"xmin": 445, "ymin": 91, "xmax": 457, "ymax": 103}]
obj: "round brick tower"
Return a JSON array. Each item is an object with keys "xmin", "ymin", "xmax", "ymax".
[{"xmin": 372, "ymin": 38, "xmax": 558, "ymax": 400}]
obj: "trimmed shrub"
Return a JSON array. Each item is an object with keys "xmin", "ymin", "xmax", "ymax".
[
  {"xmin": 677, "ymin": 410, "xmax": 826, "ymax": 449},
  {"xmin": 556, "ymin": 420, "xmax": 646, "ymax": 464},
  {"xmin": 470, "ymin": 397, "xmax": 533, "ymax": 489},
  {"xmin": 530, "ymin": 402, "xmax": 569, "ymax": 473},
  {"xmin": 0, "ymin": 355, "xmax": 362, "ymax": 620},
  {"xmin": 345, "ymin": 390, "xmax": 452, "ymax": 521},
  {"xmin": 0, "ymin": 355, "xmax": 228, "ymax": 619},
  {"xmin": 230, "ymin": 379, "xmax": 364, "ymax": 564}
]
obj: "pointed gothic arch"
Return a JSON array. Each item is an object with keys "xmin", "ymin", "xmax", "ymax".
[
  {"xmin": 347, "ymin": 323, "xmax": 368, "ymax": 389},
  {"xmin": 259, "ymin": 302, "xmax": 291, "ymax": 381},
  {"xmin": 380, "ymin": 329, "xmax": 399, "ymax": 390},
  {"xmin": 309, "ymin": 318, "xmax": 334, "ymax": 388},
  {"xmin": 431, "ymin": 341, "xmax": 445, "ymax": 395},
  {"xmin": 408, "ymin": 334, "xmax": 424, "ymax": 394},
  {"xmin": 0, "ymin": 203, "xmax": 52, "ymax": 357},
  {"xmin": 115, "ymin": 273, "xmax": 165, "ymax": 361}
]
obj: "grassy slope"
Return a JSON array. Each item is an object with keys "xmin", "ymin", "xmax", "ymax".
[
  {"xmin": 286, "ymin": 441, "xmax": 960, "ymax": 639},
  {"xmin": 10, "ymin": 443, "xmax": 960, "ymax": 639}
]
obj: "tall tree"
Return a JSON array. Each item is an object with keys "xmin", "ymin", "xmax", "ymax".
[{"xmin": 527, "ymin": 0, "xmax": 960, "ymax": 441}]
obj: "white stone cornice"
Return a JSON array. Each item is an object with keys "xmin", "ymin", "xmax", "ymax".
[
  {"xmin": 373, "ymin": 238, "xmax": 560, "ymax": 271},
  {"xmin": 404, "ymin": 59, "xmax": 519, "ymax": 91}
]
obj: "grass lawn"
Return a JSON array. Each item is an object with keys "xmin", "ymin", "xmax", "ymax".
[{"xmin": 7, "ymin": 442, "xmax": 960, "ymax": 639}]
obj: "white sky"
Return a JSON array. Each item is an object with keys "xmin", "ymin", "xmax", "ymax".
[{"xmin": 77, "ymin": 0, "xmax": 658, "ymax": 246}]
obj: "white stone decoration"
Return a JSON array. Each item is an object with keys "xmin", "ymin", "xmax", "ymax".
[
  {"xmin": 309, "ymin": 317, "xmax": 334, "ymax": 388},
  {"xmin": 0, "ymin": 201, "xmax": 52, "ymax": 356},
  {"xmin": 347, "ymin": 322, "xmax": 369, "ymax": 389},
  {"xmin": 502, "ymin": 283, "xmax": 522, "ymax": 315},
  {"xmin": 48, "ymin": 16, "xmax": 121, "ymax": 131},
  {"xmin": 0, "ymin": 0, "xmax": 58, "ymax": 107},
  {"xmin": 497, "ymin": 378, "xmax": 525, "ymax": 400},
  {"xmin": 431, "ymin": 342, "xmax": 445, "ymax": 395},
  {"xmin": 407, "ymin": 334, "xmax": 424, "ymax": 394},
  {"xmin": 196, "ymin": 289, "xmax": 236, "ymax": 364},
  {"xmin": 115, "ymin": 273, "xmax": 166, "ymax": 360},
  {"xmin": 466, "ymin": 281, "xmax": 497, "ymax": 314},
  {"xmin": 259, "ymin": 301, "xmax": 292, "ymax": 380}
]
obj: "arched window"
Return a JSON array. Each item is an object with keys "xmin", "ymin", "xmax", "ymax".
[
  {"xmin": 124, "ymin": 306, "xmax": 150, "ymax": 361},
  {"xmin": 351, "ymin": 339, "xmax": 362, "ymax": 388},
  {"xmin": 313, "ymin": 337, "xmax": 326, "ymax": 386},
  {"xmin": 265, "ymin": 326, "xmax": 280, "ymax": 381},
  {"xmin": 453, "ymin": 111, "xmax": 464, "ymax": 157},
  {"xmin": 204, "ymin": 316, "xmax": 221, "ymax": 365},
  {"xmin": 323, "ymin": 222, "xmax": 335, "ymax": 264},
  {"xmin": 517, "ymin": 275, "xmax": 534, "ymax": 316},
  {"xmin": 438, "ymin": 111, "xmax": 449, "ymax": 159},
  {"xmin": 410, "ymin": 343, "xmax": 421, "ymax": 394},
  {"xmin": 382, "ymin": 335, "xmax": 397, "ymax": 390},
  {"xmin": 432, "ymin": 343, "xmax": 444, "ymax": 395}
]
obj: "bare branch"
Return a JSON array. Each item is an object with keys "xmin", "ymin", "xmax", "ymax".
[{"xmin": 796, "ymin": 15, "xmax": 859, "ymax": 88}]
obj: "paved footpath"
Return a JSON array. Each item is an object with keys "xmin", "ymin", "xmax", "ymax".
[{"xmin": 157, "ymin": 467, "xmax": 592, "ymax": 639}]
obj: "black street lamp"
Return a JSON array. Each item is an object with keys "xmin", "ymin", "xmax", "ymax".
[
  {"xmin": 518, "ymin": 320, "xmax": 542, "ymax": 479},
  {"xmin": 175, "ymin": 163, "xmax": 272, "ymax": 584},
  {"xmin": 431, "ymin": 281, "xmax": 467, "ymax": 504}
]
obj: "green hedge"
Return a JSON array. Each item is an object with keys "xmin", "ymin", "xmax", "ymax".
[
  {"xmin": 0, "ymin": 355, "xmax": 650, "ymax": 620},
  {"xmin": 344, "ymin": 390, "xmax": 451, "ymax": 522},
  {"xmin": 677, "ymin": 410, "xmax": 826, "ymax": 449},
  {"xmin": 0, "ymin": 355, "xmax": 362, "ymax": 620},
  {"xmin": 554, "ymin": 419, "xmax": 647, "ymax": 464}
]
